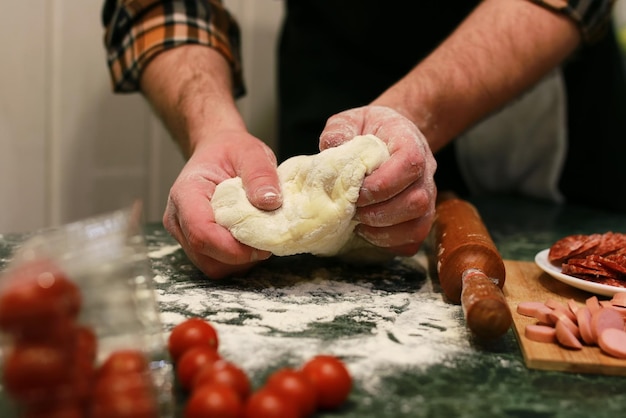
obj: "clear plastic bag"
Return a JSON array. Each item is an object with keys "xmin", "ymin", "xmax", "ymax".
[{"xmin": 0, "ymin": 204, "xmax": 174, "ymax": 417}]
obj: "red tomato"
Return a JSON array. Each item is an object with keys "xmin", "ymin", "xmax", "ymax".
[
  {"xmin": 1, "ymin": 342, "xmax": 73, "ymax": 403},
  {"xmin": 92, "ymin": 371, "xmax": 153, "ymax": 400},
  {"xmin": 21, "ymin": 402, "xmax": 85, "ymax": 418},
  {"xmin": 98, "ymin": 349, "xmax": 149, "ymax": 376},
  {"xmin": 300, "ymin": 355, "xmax": 352, "ymax": 410},
  {"xmin": 75, "ymin": 325, "xmax": 98, "ymax": 366},
  {"xmin": 168, "ymin": 318, "xmax": 219, "ymax": 361},
  {"xmin": 244, "ymin": 387, "xmax": 301, "ymax": 418},
  {"xmin": 90, "ymin": 390, "xmax": 158, "ymax": 418},
  {"xmin": 193, "ymin": 360, "xmax": 251, "ymax": 399},
  {"xmin": 265, "ymin": 368, "xmax": 316, "ymax": 417},
  {"xmin": 91, "ymin": 369, "xmax": 157, "ymax": 418},
  {"xmin": 176, "ymin": 346, "xmax": 222, "ymax": 390},
  {"xmin": 0, "ymin": 260, "xmax": 81, "ymax": 337},
  {"xmin": 184, "ymin": 383, "xmax": 244, "ymax": 418}
]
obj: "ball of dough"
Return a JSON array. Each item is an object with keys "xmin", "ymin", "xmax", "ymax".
[{"xmin": 211, "ymin": 134, "xmax": 390, "ymax": 256}]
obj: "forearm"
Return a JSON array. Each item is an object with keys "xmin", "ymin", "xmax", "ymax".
[
  {"xmin": 140, "ymin": 45, "xmax": 246, "ymax": 158},
  {"xmin": 372, "ymin": 0, "xmax": 581, "ymax": 152}
]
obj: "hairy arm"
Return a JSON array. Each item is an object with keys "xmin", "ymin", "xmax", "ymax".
[
  {"xmin": 140, "ymin": 45, "xmax": 246, "ymax": 158},
  {"xmin": 372, "ymin": 0, "xmax": 581, "ymax": 152}
]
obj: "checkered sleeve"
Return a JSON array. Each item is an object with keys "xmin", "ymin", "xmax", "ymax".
[
  {"xmin": 529, "ymin": 0, "xmax": 616, "ymax": 43},
  {"xmin": 102, "ymin": 0, "xmax": 244, "ymax": 95}
]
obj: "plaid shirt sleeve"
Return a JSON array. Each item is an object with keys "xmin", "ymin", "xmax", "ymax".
[
  {"xmin": 102, "ymin": 0, "xmax": 244, "ymax": 95},
  {"xmin": 529, "ymin": 0, "xmax": 616, "ymax": 43}
]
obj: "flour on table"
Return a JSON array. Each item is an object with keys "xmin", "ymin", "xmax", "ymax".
[
  {"xmin": 211, "ymin": 135, "xmax": 390, "ymax": 257},
  {"xmin": 155, "ymin": 253, "xmax": 472, "ymax": 393},
  {"xmin": 148, "ymin": 244, "xmax": 181, "ymax": 259}
]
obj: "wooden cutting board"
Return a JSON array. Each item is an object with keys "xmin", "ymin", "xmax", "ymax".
[{"xmin": 503, "ymin": 259, "xmax": 626, "ymax": 376}]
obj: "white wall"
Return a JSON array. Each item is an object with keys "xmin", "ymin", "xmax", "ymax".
[{"xmin": 0, "ymin": 0, "xmax": 284, "ymax": 234}]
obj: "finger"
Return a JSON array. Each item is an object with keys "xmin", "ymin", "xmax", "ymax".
[
  {"xmin": 355, "ymin": 212, "xmax": 434, "ymax": 251},
  {"xmin": 167, "ymin": 183, "xmax": 272, "ymax": 265},
  {"xmin": 236, "ymin": 141, "xmax": 283, "ymax": 211},
  {"xmin": 183, "ymin": 248, "xmax": 264, "ymax": 280},
  {"xmin": 356, "ymin": 178, "xmax": 434, "ymax": 227},
  {"xmin": 358, "ymin": 149, "xmax": 428, "ymax": 207},
  {"xmin": 319, "ymin": 111, "xmax": 362, "ymax": 149}
]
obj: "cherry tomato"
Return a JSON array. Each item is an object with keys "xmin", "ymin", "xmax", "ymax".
[
  {"xmin": 265, "ymin": 368, "xmax": 316, "ymax": 417},
  {"xmin": 75, "ymin": 325, "xmax": 98, "ymax": 366},
  {"xmin": 21, "ymin": 402, "xmax": 85, "ymax": 418},
  {"xmin": 184, "ymin": 383, "xmax": 244, "ymax": 418},
  {"xmin": 193, "ymin": 360, "xmax": 251, "ymax": 399},
  {"xmin": 0, "ymin": 260, "xmax": 81, "ymax": 337},
  {"xmin": 90, "ymin": 390, "xmax": 158, "ymax": 418},
  {"xmin": 1, "ymin": 342, "xmax": 72, "ymax": 403},
  {"xmin": 91, "ymin": 369, "xmax": 157, "ymax": 418},
  {"xmin": 98, "ymin": 349, "xmax": 149, "ymax": 376},
  {"xmin": 300, "ymin": 355, "xmax": 352, "ymax": 410},
  {"xmin": 73, "ymin": 329, "xmax": 97, "ymax": 403},
  {"xmin": 92, "ymin": 371, "xmax": 153, "ymax": 400},
  {"xmin": 176, "ymin": 346, "xmax": 222, "ymax": 390},
  {"xmin": 244, "ymin": 387, "xmax": 300, "ymax": 418},
  {"xmin": 168, "ymin": 318, "xmax": 219, "ymax": 361}
]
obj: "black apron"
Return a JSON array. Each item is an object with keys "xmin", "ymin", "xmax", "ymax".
[{"xmin": 277, "ymin": 0, "xmax": 626, "ymax": 211}]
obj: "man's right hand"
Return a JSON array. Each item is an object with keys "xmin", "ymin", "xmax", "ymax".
[{"xmin": 163, "ymin": 129, "xmax": 282, "ymax": 279}]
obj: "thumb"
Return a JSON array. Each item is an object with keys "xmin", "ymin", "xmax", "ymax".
[{"xmin": 238, "ymin": 143, "xmax": 283, "ymax": 211}]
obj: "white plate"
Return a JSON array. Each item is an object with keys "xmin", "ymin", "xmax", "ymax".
[{"xmin": 534, "ymin": 249, "xmax": 626, "ymax": 297}]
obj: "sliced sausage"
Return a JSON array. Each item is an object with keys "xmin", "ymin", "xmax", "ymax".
[
  {"xmin": 586, "ymin": 296, "xmax": 602, "ymax": 315},
  {"xmin": 533, "ymin": 305, "xmax": 556, "ymax": 325},
  {"xmin": 548, "ymin": 310, "xmax": 580, "ymax": 340},
  {"xmin": 576, "ymin": 306, "xmax": 595, "ymax": 345},
  {"xmin": 516, "ymin": 301, "xmax": 547, "ymax": 318},
  {"xmin": 524, "ymin": 324, "xmax": 557, "ymax": 344},
  {"xmin": 567, "ymin": 299, "xmax": 580, "ymax": 316},
  {"xmin": 611, "ymin": 292, "xmax": 626, "ymax": 307},
  {"xmin": 555, "ymin": 320, "xmax": 583, "ymax": 350},
  {"xmin": 545, "ymin": 299, "xmax": 577, "ymax": 323},
  {"xmin": 598, "ymin": 328, "xmax": 626, "ymax": 359},
  {"xmin": 590, "ymin": 308, "xmax": 624, "ymax": 342}
]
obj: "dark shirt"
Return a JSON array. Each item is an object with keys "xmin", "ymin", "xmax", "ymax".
[{"xmin": 102, "ymin": 0, "xmax": 626, "ymax": 211}]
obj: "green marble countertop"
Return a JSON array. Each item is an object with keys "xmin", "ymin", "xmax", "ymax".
[{"xmin": 2, "ymin": 196, "xmax": 626, "ymax": 418}]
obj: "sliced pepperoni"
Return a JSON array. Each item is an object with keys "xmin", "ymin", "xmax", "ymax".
[
  {"xmin": 549, "ymin": 234, "xmax": 587, "ymax": 264},
  {"xmin": 587, "ymin": 255, "xmax": 626, "ymax": 277},
  {"xmin": 594, "ymin": 232, "xmax": 623, "ymax": 257},
  {"xmin": 580, "ymin": 275, "xmax": 626, "ymax": 289},
  {"xmin": 569, "ymin": 233, "xmax": 603, "ymax": 259},
  {"xmin": 562, "ymin": 263, "xmax": 608, "ymax": 278}
]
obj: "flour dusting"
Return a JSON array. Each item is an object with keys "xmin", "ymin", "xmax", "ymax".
[
  {"xmin": 152, "ymin": 251, "xmax": 472, "ymax": 393},
  {"xmin": 149, "ymin": 244, "xmax": 181, "ymax": 259}
]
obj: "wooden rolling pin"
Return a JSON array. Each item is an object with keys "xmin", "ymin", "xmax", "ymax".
[{"xmin": 431, "ymin": 192, "xmax": 512, "ymax": 340}]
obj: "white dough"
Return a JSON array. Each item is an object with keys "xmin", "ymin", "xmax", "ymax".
[{"xmin": 211, "ymin": 134, "xmax": 390, "ymax": 256}]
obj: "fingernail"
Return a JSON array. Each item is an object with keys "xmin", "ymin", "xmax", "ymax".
[
  {"xmin": 250, "ymin": 250, "xmax": 271, "ymax": 262},
  {"xmin": 358, "ymin": 187, "xmax": 374, "ymax": 205},
  {"xmin": 256, "ymin": 186, "xmax": 280, "ymax": 201}
]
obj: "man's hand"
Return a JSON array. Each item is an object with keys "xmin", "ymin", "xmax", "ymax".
[
  {"xmin": 163, "ymin": 130, "xmax": 281, "ymax": 279},
  {"xmin": 320, "ymin": 106, "xmax": 437, "ymax": 256}
]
